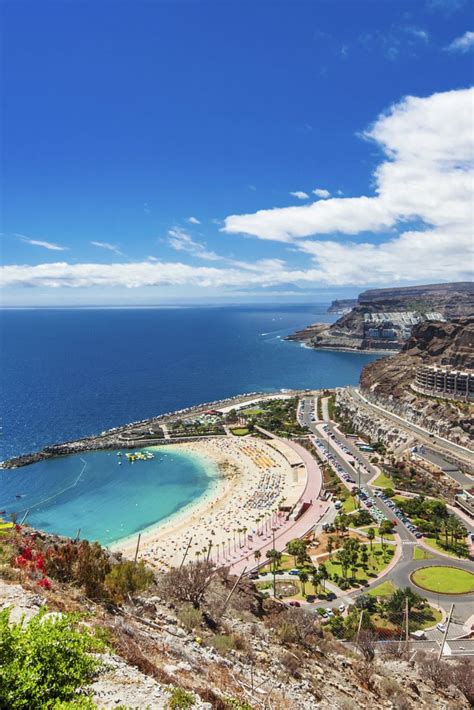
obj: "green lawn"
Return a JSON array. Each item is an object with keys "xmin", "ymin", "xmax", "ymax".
[
  {"xmin": 413, "ymin": 546, "xmax": 435, "ymax": 561},
  {"xmin": 358, "ymin": 526, "xmax": 395, "ymax": 541},
  {"xmin": 422, "ymin": 536, "xmax": 468, "ymax": 559},
  {"xmin": 391, "ymin": 495, "xmax": 410, "ymax": 505},
  {"xmin": 371, "ymin": 471, "xmax": 394, "ymax": 489},
  {"xmin": 372, "ymin": 605, "xmax": 443, "ymax": 631},
  {"xmin": 411, "ymin": 566, "xmax": 474, "ymax": 594},
  {"xmin": 259, "ymin": 553, "xmax": 294, "ymax": 574},
  {"xmin": 230, "ymin": 427, "xmax": 250, "ymax": 436},
  {"xmin": 0, "ymin": 521, "xmax": 13, "ymax": 535},
  {"xmin": 342, "ymin": 496, "xmax": 357, "ymax": 513},
  {"xmin": 324, "ymin": 543, "xmax": 394, "ymax": 586},
  {"xmin": 241, "ymin": 407, "xmax": 263, "ymax": 416},
  {"xmin": 367, "ymin": 580, "xmax": 397, "ymax": 597}
]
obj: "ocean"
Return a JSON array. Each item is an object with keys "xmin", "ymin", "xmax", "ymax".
[
  {"xmin": 0, "ymin": 304, "xmax": 381, "ymax": 460},
  {"xmin": 0, "ymin": 447, "xmax": 217, "ymax": 545},
  {"xmin": 0, "ymin": 304, "xmax": 383, "ymax": 544}
]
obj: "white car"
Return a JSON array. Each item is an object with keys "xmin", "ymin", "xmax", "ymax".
[
  {"xmin": 437, "ymin": 623, "xmax": 446, "ymax": 633},
  {"xmin": 338, "ymin": 603, "xmax": 346, "ymax": 613}
]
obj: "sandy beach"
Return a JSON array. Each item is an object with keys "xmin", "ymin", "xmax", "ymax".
[{"xmin": 111, "ymin": 436, "xmax": 307, "ymax": 569}]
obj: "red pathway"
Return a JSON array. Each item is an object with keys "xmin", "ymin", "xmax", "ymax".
[{"xmin": 228, "ymin": 433, "xmax": 329, "ymax": 575}]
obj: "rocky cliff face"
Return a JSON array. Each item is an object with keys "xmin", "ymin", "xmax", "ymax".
[
  {"xmin": 287, "ymin": 282, "xmax": 474, "ymax": 352},
  {"xmin": 359, "ymin": 318, "xmax": 474, "ymax": 448},
  {"xmin": 327, "ymin": 299, "xmax": 357, "ymax": 314}
]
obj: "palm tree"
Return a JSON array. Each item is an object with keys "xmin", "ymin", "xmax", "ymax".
[
  {"xmin": 299, "ymin": 570, "xmax": 309, "ymax": 596},
  {"xmin": 311, "ymin": 570, "xmax": 321, "ymax": 594},
  {"xmin": 319, "ymin": 563, "xmax": 329, "ymax": 590},
  {"xmin": 367, "ymin": 527, "xmax": 375, "ymax": 551},
  {"xmin": 361, "ymin": 548, "xmax": 369, "ymax": 569},
  {"xmin": 254, "ymin": 549, "xmax": 261, "ymax": 565},
  {"xmin": 326, "ymin": 535, "xmax": 334, "ymax": 559}
]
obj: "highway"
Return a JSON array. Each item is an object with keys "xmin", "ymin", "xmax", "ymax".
[{"xmin": 348, "ymin": 387, "xmax": 474, "ymax": 470}]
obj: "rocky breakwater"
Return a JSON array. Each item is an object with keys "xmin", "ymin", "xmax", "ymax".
[{"xmin": 359, "ymin": 317, "xmax": 474, "ymax": 449}]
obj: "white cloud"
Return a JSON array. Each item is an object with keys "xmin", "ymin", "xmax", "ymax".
[
  {"xmin": 20, "ymin": 237, "xmax": 68, "ymax": 251},
  {"xmin": 187, "ymin": 216, "xmax": 201, "ymax": 224},
  {"xmin": 222, "ymin": 87, "xmax": 474, "ymax": 285},
  {"xmin": 0, "ymin": 259, "xmax": 322, "ymax": 290},
  {"xmin": 446, "ymin": 30, "xmax": 474, "ymax": 52},
  {"xmin": 406, "ymin": 27, "xmax": 430, "ymax": 43},
  {"xmin": 91, "ymin": 241, "xmax": 123, "ymax": 256},
  {"xmin": 312, "ymin": 188, "xmax": 331, "ymax": 199},
  {"xmin": 290, "ymin": 191, "xmax": 309, "ymax": 200},
  {"xmin": 167, "ymin": 227, "xmax": 220, "ymax": 261}
]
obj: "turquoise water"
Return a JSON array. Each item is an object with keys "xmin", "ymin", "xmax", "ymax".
[{"xmin": 0, "ymin": 448, "xmax": 216, "ymax": 545}]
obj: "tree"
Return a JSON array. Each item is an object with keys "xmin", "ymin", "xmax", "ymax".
[
  {"xmin": 311, "ymin": 570, "xmax": 321, "ymax": 594},
  {"xmin": 254, "ymin": 549, "xmax": 261, "ymax": 565},
  {"xmin": 367, "ymin": 527, "xmax": 375, "ymax": 551},
  {"xmin": 287, "ymin": 538, "xmax": 307, "ymax": 567},
  {"xmin": 360, "ymin": 548, "xmax": 369, "ymax": 569},
  {"xmin": 265, "ymin": 548, "xmax": 282, "ymax": 573},
  {"xmin": 318, "ymin": 563, "xmax": 329, "ymax": 590},
  {"xmin": 158, "ymin": 559, "xmax": 216, "ymax": 608},
  {"xmin": 298, "ymin": 570, "xmax": 309, "ymax": 596},
  {"xmin": 356, "ymin": 628, "xmax": 377, "ymax": 662},
  {"xmin": 354, "ymin": 594, "xmax": 376, "ymax": 612},
  {"xmin": 0, "ymin": 607, "xmax": 103, "ymax": 709},
  {"xmin": 386, "ymin": 587, "xmax": 424, "ymax": 621},
  {"xmin": 326, "ymin": 535, "xmax": 334, "ymax": 558}
]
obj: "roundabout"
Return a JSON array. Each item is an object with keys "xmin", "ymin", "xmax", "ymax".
[{"xmin": 410, "ymin": 566, "xmax": 474, "ymax": 595}]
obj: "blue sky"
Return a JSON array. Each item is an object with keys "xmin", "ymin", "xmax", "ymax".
[{"xmin": 1, "ymin": 0, "xmax": 473, "ymax": 305}]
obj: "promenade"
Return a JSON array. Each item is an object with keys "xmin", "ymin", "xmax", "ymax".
[{"xmin": 229, "ymin": 433, "xmax": 327, "ymax": 575}]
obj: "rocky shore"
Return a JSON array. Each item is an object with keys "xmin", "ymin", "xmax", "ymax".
[{"xmin": 288, "ymin": 282, "xmax": 474, "ymax": 353}]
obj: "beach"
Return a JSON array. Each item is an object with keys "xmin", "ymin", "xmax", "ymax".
[{"xmin": 111, "ymin": 436, "xmax": 308, "ymax": 569}]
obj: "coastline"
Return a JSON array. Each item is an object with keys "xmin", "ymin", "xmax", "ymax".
[
  {"xmin": 108, "ymin": 443, "xmax": 226, "ymax": 554},
  {"xmin": 110, "ymin": 436, "xmax": 308, "ymax": 569}
]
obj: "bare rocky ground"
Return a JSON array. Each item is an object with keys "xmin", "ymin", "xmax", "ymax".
[
  {"xmin": 359, "ymin": 318, "xmax": 473, "ymax": 450},
  {"xmin": 1, "ymin": 575, "xmax": 472, "ymax": 710}
]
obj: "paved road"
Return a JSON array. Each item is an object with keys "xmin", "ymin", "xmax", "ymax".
[
  {"xmin": 348, "ymin": 387, "xmax": 474, "ymax": 471},
  {"xmin": 299, "ymin": 397, "xmax": 474, "ymax": 624}
]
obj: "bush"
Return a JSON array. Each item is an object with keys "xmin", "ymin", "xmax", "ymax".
[
  {"xmin": 209, "ymin": 634, "xmax": 236, "ymax": 655},
  {"xmin": 104, "ymin": 560, "xmax": 154, "ymax": 604},
  {"xmin": 177, "ymin": 604, "xmax": 202, "ymax": 632},
  {"xmin": 168, "ymin": 687, "xmax": 195, "ymax": 709},
  {"xmin": 0, "ymin": 607, "xmax": 103, "ymax": 709}
]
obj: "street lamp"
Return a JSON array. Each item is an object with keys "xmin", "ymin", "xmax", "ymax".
[{"xmin": 272, "ymin": 527, "xmax": 277, "ymax": 598}]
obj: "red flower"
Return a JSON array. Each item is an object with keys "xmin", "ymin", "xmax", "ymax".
[{"xmin": 37, "ymin": 577, "xmax": 51, "ymax": 590}]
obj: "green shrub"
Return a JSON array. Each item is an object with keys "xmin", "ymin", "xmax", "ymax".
[
  {"xmin": 168, "ymin": 687, "xmax": 195, "ymax": 709},
  {"xmin": 0, "ymin": 607, "xmax": 104, "ymax": 709},
  {"xmin": 177, "ymin": 604, "xmax": 202, "ymax": 632},
  {"xmin": 209, "ymin": 634, "xmax": 236, "ymax": 654},
  {"xmin": 104, "ymin": 560, "xmax": 154, "ymax": 604}
]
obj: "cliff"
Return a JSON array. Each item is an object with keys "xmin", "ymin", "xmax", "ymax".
[
  {"xmin": 327, "ymin": 299, "xmax": 357, "ymax": 314},
  {"xmin": 359, "ymin": 318, "xmax": 474, "ymax": 448},
  {"xmin": 287, "ymin": 282, "xmax": 474, "ymax": 352}
]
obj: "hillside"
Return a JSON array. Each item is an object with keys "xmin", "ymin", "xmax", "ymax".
[
  {"xmin": 0, "ymin": 524, "xmax": 472, "ymax": 709},
  {"xmin": 288, "ymin": 282, "xmax": 474, "ymax": 352},
  {"xmin": 360, "ymin": 318, "xmax": 474, "ymax": 447}
]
